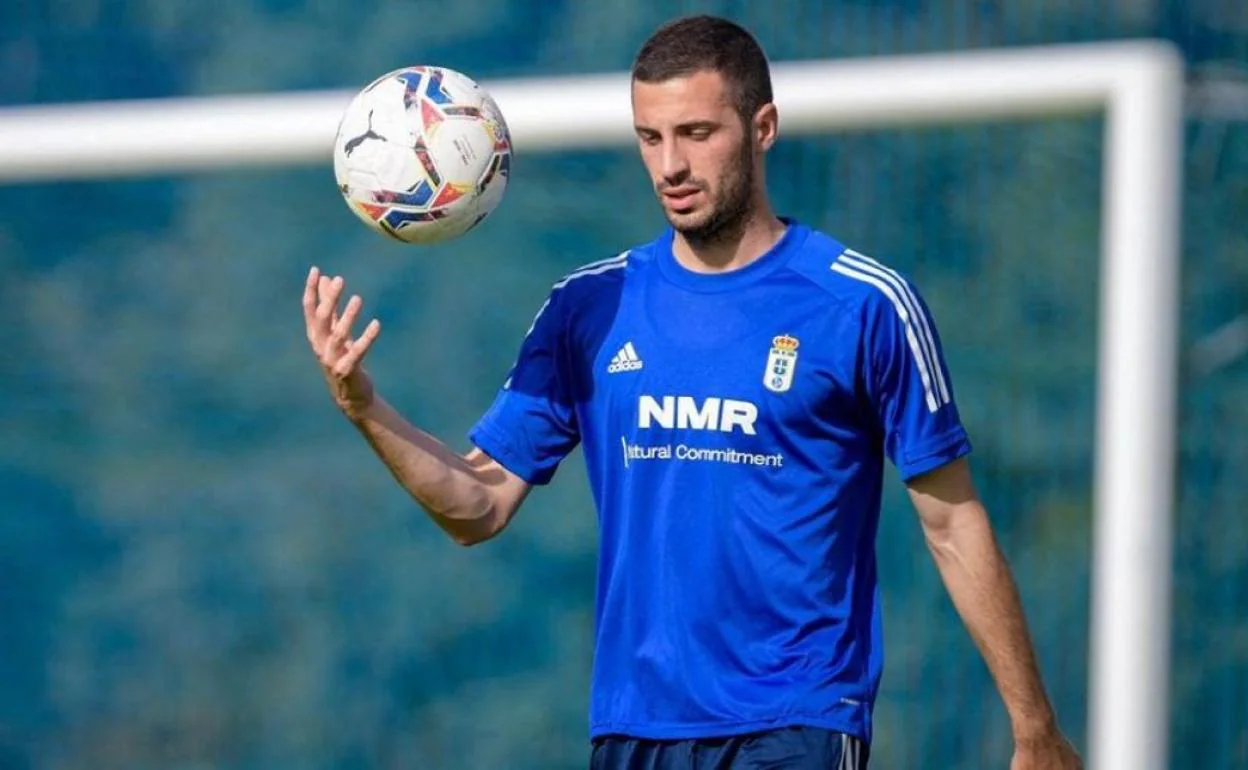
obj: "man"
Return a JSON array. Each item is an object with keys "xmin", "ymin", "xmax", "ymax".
[{"xmin": 303, "ymin": 14, "xmax": 1082, "ymax": 770}]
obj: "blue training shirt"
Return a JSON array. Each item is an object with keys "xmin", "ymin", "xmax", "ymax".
[{"xmin": 468, "ymin": 219, "xmax": 972, "ymax": 745}]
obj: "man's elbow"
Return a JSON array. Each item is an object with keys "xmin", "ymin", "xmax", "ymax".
[
  {"xmin": 449, "ymin": 521, "xmax": 500, "ymax": 547},
  {"xmin": 439, "ymin": 496, "xmax": 511, "ymax": 547},
  {"xmin": 451, "ymin": 532, "xmax": 488, "ymax": 547},
  {"xmin": 922, "ymin": 502, "xmax": 997, "ymax": 558},
  {"xmin": 920, "ymin": 516, "xmax": 959, "ymax": 559}
]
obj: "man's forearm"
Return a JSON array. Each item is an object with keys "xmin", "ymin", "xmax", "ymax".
[
  {"xmin": 924, "ymin": 508, "xmax": 1058, "ymax": 741},
  {"xmin": 349, "ymin": 396, "xmax": 502, "ymax": 544}
]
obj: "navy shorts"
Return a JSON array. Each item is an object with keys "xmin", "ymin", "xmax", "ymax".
[{"xmin": 590, "ymin": 726, "xmax": 869, "ymax": 769}]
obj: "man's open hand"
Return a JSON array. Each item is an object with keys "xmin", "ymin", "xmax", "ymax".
[{"xmin": 302, "ymin": 266, "xmax": 381, "ymax": 419}]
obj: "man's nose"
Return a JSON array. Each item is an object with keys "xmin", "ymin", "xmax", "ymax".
[{"xmin": 659, "ymin": 142, "xmax": 689, "ymax": 183}]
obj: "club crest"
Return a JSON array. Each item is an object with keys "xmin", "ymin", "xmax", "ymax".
[{"xmin": 764, "ymin": 334, "xmax": 799, "ymax": 393}]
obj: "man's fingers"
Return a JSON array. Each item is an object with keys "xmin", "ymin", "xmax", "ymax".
[
  {"xmin": 333, "ymin": 318, "xmax": 381, "ymax": 376},
  {"xmin": 348, "ymin": 318, "xmax": 382, "ymax": 362},
  {"xmin": 315, "ymin": 275, "xmax": 344, "ymax": 326},
  {"xmin": 331, "ymin": 295, "xmax": 363, "ymax": 349},
  {"xmin": 303, "ymin": 267, "xmax": 322, "ymax": 347},
  {"xmin": 302, "ymin": 266, "xmax": 321, "ymax": 323}
]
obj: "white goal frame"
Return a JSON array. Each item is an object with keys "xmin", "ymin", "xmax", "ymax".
[{"xmin": 0, "ymin": 41, "xmax": 1184, "ymax": 770}]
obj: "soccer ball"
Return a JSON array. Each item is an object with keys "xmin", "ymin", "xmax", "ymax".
[{"xmin": 333, "ymin": 66, "xmax": 512, "ymax": 245}]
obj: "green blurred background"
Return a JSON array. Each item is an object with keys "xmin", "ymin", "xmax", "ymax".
[{"xmin": 1, "ymin": 1, "xmax": 1245, "ymax": 768}]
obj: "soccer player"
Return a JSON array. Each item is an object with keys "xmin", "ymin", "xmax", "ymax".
[{"xmin": 302, "ymin": 14, "xmax": 1083, "ymax": 770}]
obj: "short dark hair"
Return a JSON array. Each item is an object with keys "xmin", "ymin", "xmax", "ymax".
[{"xmin": 631, "ymin": 15, "xmax": 774, "ymax": 122}]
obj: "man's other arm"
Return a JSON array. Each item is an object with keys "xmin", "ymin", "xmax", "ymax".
[{"xmin": 907, "ymin": 457, "xmax": 1081, "ymax": 768}]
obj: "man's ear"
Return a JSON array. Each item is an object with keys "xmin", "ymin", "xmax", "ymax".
[{"xmin": 753, "ymin": 102, "xmax": 779, "ymax": 151}]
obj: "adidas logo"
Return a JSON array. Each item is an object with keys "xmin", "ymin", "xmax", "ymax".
[{"xmin": 607, "ymin": 342, "xmax": 644, "ymax": 373}]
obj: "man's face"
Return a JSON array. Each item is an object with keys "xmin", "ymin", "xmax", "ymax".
[{"xmin": 632, "ymin": 69, "xmax": 755, "ymax": 241}]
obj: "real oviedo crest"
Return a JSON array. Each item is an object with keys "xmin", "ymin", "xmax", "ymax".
[{"xmin": 763, "ymin": 334, "xmax": 799, "ymax": 393}]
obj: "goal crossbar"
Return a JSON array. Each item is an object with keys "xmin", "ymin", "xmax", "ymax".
[{"xmin": 0, "ymin": 40, "xmax": 1185, "ymax": 770}]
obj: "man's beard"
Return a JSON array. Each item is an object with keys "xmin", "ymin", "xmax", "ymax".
[{"xmin": 666, "ymin": 142, "xmax": 755, "ymax": 250}]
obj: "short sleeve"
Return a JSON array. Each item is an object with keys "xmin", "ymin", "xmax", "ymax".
[
  {"xmin": 861, "ymin": 273, "xmax": 972, "ymax": 481},
  {"xmin": 469, "ymin": 288, "xmax": 580, "ymax": 485}
]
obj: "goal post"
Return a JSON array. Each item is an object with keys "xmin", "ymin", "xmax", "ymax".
[{"xmin": 0, "ymin": 41, "xmax": 1185, "ymax": 770}]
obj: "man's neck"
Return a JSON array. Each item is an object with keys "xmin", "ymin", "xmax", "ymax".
[{"xmin": 673, "ymin": 207, "xmax": 788, "ymax": 274}]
